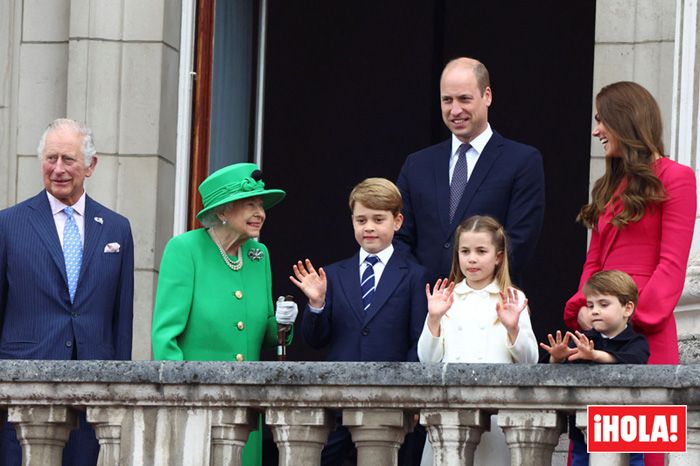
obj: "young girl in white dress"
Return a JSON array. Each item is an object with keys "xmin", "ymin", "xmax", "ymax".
[{"xmin": 418, "ymin": 215, "xmax": 539, "ymax": 466}]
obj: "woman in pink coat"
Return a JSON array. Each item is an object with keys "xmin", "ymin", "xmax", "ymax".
[{"xmin": 564, "ymin": 82, "xmax": 696, "ymax": 465}]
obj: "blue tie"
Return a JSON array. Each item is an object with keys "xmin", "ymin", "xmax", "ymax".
[
  {"xmin": 449, "ymin": 143, "xmax": 471, "ymax": 221},
  {"xmin": 361, "ymin": 255, "xmax": 380, "ymax": 312},
  {"xmin": 63, "ymin": 207, "xmax": 82, "ymax": 303}
]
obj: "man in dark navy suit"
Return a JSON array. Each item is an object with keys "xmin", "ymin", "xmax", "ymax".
[
  {"xmin": 396, "ymin": 57, "xmax": 545, "ymax": 285},
  {"xmin": 0, "ymin": 119, "xmax": 134, "ymax": 466}
]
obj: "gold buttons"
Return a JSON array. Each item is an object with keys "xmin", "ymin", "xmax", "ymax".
[
  {"xmin": 234, "ymin": 290, "xmax": 243, "ymax": 299},
  {"xmin": 237, "ymin": 321, "xmax": 244, "ymax": 330},
  {"xmin": 235, "ymin": 353, "xmax": 244, "ymax": 361}
]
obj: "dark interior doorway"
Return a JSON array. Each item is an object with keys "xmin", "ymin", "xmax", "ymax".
[{"xmin": 260, "ymin": 0, "xmax": 596, "ymax": 363}]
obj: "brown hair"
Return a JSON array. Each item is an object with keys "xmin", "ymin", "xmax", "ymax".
[
  {"xmin": 577, "ymin": 81, "xmax": 666, "ymax": 229},
  {"xmin": 348, "ymin": 178, "xmax": 403, "ymax": 216},
  {"xmin": 449, "ymin": 215, "xmax": 512, "ymax": 292},
  {"xmin": 582, "ymin": 270, "xmax": 638, "ymax": 318},
  {"xmin": 442, "ymin": 57, "xmax": 491, "ymax": 96}
]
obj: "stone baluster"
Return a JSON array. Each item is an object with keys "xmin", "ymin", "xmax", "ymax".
[
  {"xmin": 669, "ymin": 410, "xmax": 700, "ymax": 466},
  {"xmin": 8, "ymin": 406, "xmax": 78, "ymax": 466},
  {"xmin": 266, "ymin": 408, "xmax": 333, "ymax": 466},
  {"xmin": 498, "ymin": 409, "xmax": 564, "ymax": 466},
  {"xmin": 574, "ymin": 410, "xmax": 629, "ymax": 466},
  {"xmin": 86, "ymin": 407, "xmax": 127, "ymax": 466},
  {"xmin": 209, "ymin": 407, "xmax": 258, "ymax": 466},
  {"xmin": 420, "ymin": 408, "xmax": 488, "ymax": 466},
  {"xmin": 344, "ymin": 409, "xmax": 412, "ymax": 466}
]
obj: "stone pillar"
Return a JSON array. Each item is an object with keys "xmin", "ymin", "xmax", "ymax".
[
  {"xmin": 209, "ymin": 408, "xmax": 258, "ymax": 466},
  {"xmin": 64, "ymin": 0, "xmax": 181, "ymax": 360},
  {"xmin": 669, "ymin": 410, "xmax": 700, "ymax": 466},
  {"xmin": 86, "ymin": 407, "xmax": 127, "ymax": 466},
  {"xmin": 344, "ymin": 409, "xmax": 412, "ymax": 466},
  {"xmin": 8, "ymin": 406, "xmax": 78, "ymax": 466},
  {"xmin": 498, "ymin": 409, "xmax": 563, "ymax": 466},
  {"xmin": 575, "ymin": 411, "xmax": 629, "ymax": 466},
  {"xmin": 266, "ymin": 408, "xmax": 333, "ymax": 466},
  {"xmin": 669, "ymin": 0, "xmax": 700, "ymax": 352},
  {"xmin": 420, "ymin": 409, "xmax": 488, "ymax": 466}
]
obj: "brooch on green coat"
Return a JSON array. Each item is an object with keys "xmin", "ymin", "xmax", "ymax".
[{"xmin": 248, "ymin": 248, "xmax": 264, "ymax": 261}]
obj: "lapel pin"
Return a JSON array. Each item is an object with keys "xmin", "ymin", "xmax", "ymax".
[
  {"xmin": 94, "ymin": 216, "xmax": 103, "ymax": 224},
  {"xmin": 248, "ymin": 248, "xmax": 264, "ymax": 261}
]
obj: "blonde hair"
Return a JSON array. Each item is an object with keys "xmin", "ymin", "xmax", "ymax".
[
  {"xmin": 582, "ymin": 270, "xmax": 638, "ymax": 319},
  {"xmin": 449, "ymin": 215, "xmax": 512, "ymax": 293},
  {"xmin": 442, "ymin": 57, "xmax": 491, "ymax": 96},
  {"xmin": 348, "ymin": 178, "xmax": 403, "ymax": 216}
]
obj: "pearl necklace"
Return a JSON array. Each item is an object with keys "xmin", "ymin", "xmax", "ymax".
[{"xmin": 210, "ymin": 229, "xmax": 243, "ymax": 271}]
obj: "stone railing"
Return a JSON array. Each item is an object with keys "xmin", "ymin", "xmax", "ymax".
[{"xmin": 0, "ymin": 361, "xmax": 698, "ymax": 466}]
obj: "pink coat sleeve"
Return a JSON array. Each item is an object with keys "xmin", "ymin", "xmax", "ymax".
[
  {"xmin": 633, "ymin": 165, "xmax": 696, "ymax": 333},
  {"xmin": 564, "ymin": 225, "xmax": 603, "ymax": 330}
]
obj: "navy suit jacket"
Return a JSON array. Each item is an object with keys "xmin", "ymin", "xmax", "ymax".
[
  {"xmin": 301, "ymin": 251, "xmax": 428, "ymax": 362},
  {"xmin": 395, "ymin": 131, "xmax": 545, "ymax": 282},
  {"xmin": 0, "ymin": 191, "xmax": 134, "ymax": 360}
]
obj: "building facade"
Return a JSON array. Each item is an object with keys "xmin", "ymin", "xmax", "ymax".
[{"xmin": 1, "ymin": 0, "xmax": 698, "ymax": 361}]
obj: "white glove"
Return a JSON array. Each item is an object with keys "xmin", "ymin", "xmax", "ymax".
[{"xmin": 275, "ymin": 296, "xmax": 298, "ymax": 326}]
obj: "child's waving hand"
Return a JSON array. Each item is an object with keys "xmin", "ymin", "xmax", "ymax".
[
  {"xmin": 539, "ymin": 330, "xmax": 578, "ymax": 363},
  {"xmin": 425, "ymin": 278, "xmax": 455, "ymax": 336},
  {"xmin": 289, "ymin": 259, "xmax": 327, "ymax": 308},
  {"xmin": 496, "ymin": 287, "xmax": 528, "ymax": 344}
]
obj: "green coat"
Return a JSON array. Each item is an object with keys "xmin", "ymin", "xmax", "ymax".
[{"xmin": 152, "ymin": 228, "xmax": 288, "ymax": 465}]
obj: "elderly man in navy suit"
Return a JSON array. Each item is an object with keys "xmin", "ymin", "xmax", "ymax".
[
  {"xmin": 396, "ymin": 57, "xmax": 545, "ymax": 285},
  {"xmin": 0, "ymin": 118, "xmax": 134, "ymax": 466}
]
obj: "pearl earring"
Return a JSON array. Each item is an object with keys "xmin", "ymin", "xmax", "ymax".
[{"xmin": 222, "ymin": 219, "xmax": 227, "ymax": 225}]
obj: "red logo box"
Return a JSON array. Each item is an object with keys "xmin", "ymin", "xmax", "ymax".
[{"xmin": 587, "ymin": 405, "xmax": 686, "ymax": 453}]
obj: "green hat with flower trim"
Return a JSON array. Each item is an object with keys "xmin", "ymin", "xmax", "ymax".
[{"xmin": 196, "ymin": 163, "xmax": 286, "ymax": 221}]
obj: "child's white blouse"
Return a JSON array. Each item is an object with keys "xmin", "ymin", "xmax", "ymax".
[{"xmin": 417, "ymin": 280, "xmax": 538, "ymax": 364}]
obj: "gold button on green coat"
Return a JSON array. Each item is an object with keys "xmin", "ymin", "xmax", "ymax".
[
  {"xmin": 237, "ymin": 321, "xmax": 244, "ymax": 330},
  {"xmin": 235, "ymin": 290, "xmax": 243, "ymax": 299},
  {"xmin": 152, "ymin": 229, "xmax": 292, "ymax": 466}
]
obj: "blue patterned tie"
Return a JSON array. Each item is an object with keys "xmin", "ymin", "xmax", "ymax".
[
  {"xmin": 449, "ymin": 143, "xmax": 471, "ymax": 221},
  {"xmin": 63, "ymin": 207, "xmax": 82, "ymax": 303},
  {"xmin": 361, "ymin": 255, "xmax": 380, "ymax": 312}
]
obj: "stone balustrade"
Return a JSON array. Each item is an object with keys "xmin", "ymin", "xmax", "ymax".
[{"xmin": 0, "ymin": 361, "xmax": 698, "ymax": 466}]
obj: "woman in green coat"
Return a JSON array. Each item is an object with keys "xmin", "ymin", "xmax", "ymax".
[{"xmin": 152, "ymin": 163, "xmax": 296, "ymax": 465}]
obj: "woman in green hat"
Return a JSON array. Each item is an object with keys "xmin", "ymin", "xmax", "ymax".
[{"xmin": 152, "ymin": 162, "xmax": 297, "ymax": 465}]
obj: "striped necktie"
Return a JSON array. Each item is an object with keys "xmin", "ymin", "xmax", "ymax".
[
  {"xmin": 63, "ymin": 207, "xmax": 82, "ymax": 303},
  {"xmin": 360, "ymin": 255, "xmax": 380, "ymax": 312}
]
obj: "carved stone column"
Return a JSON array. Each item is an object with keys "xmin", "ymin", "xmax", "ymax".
[
  {"xmin": 8, "ymin": 406, "xmax": 78, "ymax": 466},
  {"xmin": 575, "ymin": 411, "xmax": 629, "ymax": 466},
  {"xmin": 210, "ymin": 407, "xmax": 258, "ymax": 466},
  {"xmin": 420, "ymin": 408, "xmax": 488, "ymax": 466},
  {"xmin": 498, "ymin": 409, "xmax": 564, "ymax": 466},
  {"xmin": 669, "ymin": 410, "xmax": 700, "ymax": 466},
  {"xmin": 344, "ymin": 409, "xmax": 412, "ymax": 466},
  {"xmin": 266, "ymin": 408, "xmax": 333, "ymax": 466},
  {"xmin": 86, "ymin": 407, "xmax": 127, "ymax": 466}
]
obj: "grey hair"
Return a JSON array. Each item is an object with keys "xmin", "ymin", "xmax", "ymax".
[
  {"xmin": 37, "ymin": 118, "xmax": 97, "ymax": 167},
  {"xmin": 199, "ymin": 205, "xmax": 228, "ymax": 228}
]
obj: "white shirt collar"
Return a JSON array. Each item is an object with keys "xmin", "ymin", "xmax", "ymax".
[
  {"xmin": 454, "ymin": 278, "xmax": 500, "ymax": 296},
  {"xmin": 46, "ymin": 190, "xmax": 87, "ymax": 217},
  {"xmin": 451, "ymin": 124, "xmax": 493, "ymax": 157},
  {"xmin": 359, "ymin": 244, "xmax": 394, "ymax": 266}
]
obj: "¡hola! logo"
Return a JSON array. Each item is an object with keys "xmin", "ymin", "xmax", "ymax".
[{"xmin": 587, "ymin": 405, "xmax": 686, "ymax": 453}]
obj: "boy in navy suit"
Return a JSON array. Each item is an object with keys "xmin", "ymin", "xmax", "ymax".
[
  {"xmin": 290, "ymin": 177, "xmax": 428, "ymax": 466},
  {"xmin": 541, "ymin": 270, "xmax": 649, "ymax": 466}
]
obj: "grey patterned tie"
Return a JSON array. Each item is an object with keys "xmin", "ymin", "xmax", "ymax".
[{"xmin": 449, "ymin": 143, "xmax": 471, "ymax": 221}]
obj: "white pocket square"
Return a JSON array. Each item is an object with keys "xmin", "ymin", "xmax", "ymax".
[{"xmin": 104, "ymin": 242, "xmax": 121, "ymax": 253}]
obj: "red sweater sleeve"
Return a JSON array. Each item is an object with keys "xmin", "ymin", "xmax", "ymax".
[
  {"xmin": 564, "ymin": 225, "xmax": 603, "ymax": 330},
  {"xmin": 633, "ymin": 164, "xmax": 696, "ymax": 333}
]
